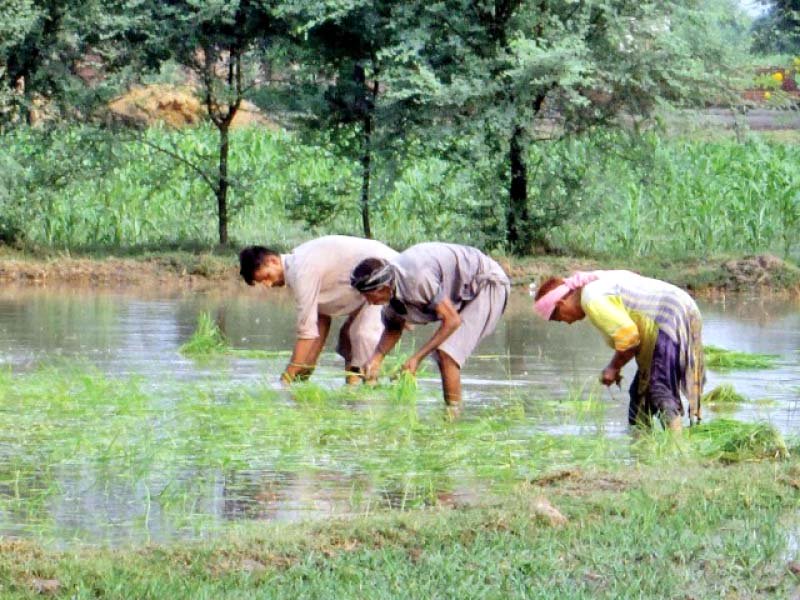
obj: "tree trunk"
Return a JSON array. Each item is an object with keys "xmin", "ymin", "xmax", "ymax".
[
  {"xmin": 507, "ymin": 124, "xmax": 529, "ymax": 254},
  {"xmin": 217, "ymin": 124, "xmax": 230, "ymax": 246},
  {"xmin": 355, "ymin": 65, "xmax": 378, "ymax": 240},
  {"xmin": 360, "ymin": 111, "xmax": 372, "ymax": 239}
]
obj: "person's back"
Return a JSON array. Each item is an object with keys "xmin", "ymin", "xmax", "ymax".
[
  {"xmin": 239, "ymin": 235, "xmax": 397, "ymax": 385},
  {"xmin": 580, "ymin": 270, "xmax": 699, "ymax": 349},
  {"xmin": 284, "ymin": 235, "xmax": 398, "ymax": 321},
  {"xmin": 390, "ymin": 243, "xmax": 509, "ymax": 323}
]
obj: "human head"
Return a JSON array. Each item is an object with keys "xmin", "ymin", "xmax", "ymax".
[
  {"xmin": 238, "ymin": 245, "xmax": 284, "ymax": 287},
  {"xmin": 351, "ymin": 257, "xmax": 394, "ymax": 305},
  {"xmin": 534, "ymin": 277, "xmax": 585, "ymax": 323}
]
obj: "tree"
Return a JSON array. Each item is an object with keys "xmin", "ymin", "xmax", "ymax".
[
  {"xmin": 751, "ymin": 0, "xmax": 800, "ymax": 53},
  {"xmin": 392, "ymin": 0, "xmax": 733, "ymax": 253},
  {"xmin": 0, "ymin": 0, "xmax": 141, "ymax": 128},
  {"xmin": 132, "ymin": 0, "xmax": 290, "ymax": 245},
  {"xmin": 284, "ymin": 1, "xmax": 423, "ymax": 239}
]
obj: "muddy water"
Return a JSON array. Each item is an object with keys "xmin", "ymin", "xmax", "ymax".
[{"xmin": 0, "ymin": 285, "xmax": 797, "ymax": 545}]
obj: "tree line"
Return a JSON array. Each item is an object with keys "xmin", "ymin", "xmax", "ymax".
[{"xmin": 1, "ymin": 0, "xmax": 792, "ymax": 251}]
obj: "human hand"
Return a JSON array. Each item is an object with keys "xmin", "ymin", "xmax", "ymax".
[
  {"xmin": 402, "ymin": 355, "xmax": 420, "ymax": 376},
  {"xmin": 280, "ymin": 370, "xmax": 294, "ymax": 387},
  {"xmin": 364, "ymin": 355, "xmax": 383, "ymax": 384},
  {"xmin": 600, "ymin": 366, "xmax": 622, "ymax": 387}
]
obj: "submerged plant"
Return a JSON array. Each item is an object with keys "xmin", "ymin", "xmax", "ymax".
[{"xmin": 704, "ymin": 345, "xmax": 779, "ymax": 370}]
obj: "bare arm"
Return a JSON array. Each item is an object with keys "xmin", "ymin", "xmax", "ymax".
[
  {"xmin": 282, "ymin": 314, "xmax": 331, "ymax": 384},
  {"xmin": 364, "ymin": 323, "xmax": 404, "ymax": 382},
  {"xmin": 403, "ymin": 298, "xmax": 461, "ymax": 375},
  {"xmin": 601, "ymin": 346, "xmax": 639, "ymax": 386}
]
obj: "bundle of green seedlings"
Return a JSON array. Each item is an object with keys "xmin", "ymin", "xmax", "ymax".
[
  {"xmin": 179, "ymin": 312, "xmax": 290, "ymax": 359},
  {"xmin": 704, "ymin": 345, "xmax": 779, "ymax": 370},
  {"xmin": 702, "ymin": 384, "xmax": 748, "ymax": 413}
]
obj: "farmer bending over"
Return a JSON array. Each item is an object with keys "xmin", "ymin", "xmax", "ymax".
[
  {"xmin": 350, "ymin": 242, "xmax": 510, "ymax": 405},
  {"xmin": 533, "ymin": 270, "xmax": 705, "ymax": 431},
  {"xmin": 239, "ymin": 235, "xmax": 397, "ymax": 384}
]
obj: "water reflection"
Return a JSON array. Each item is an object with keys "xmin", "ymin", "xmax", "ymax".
[{"xmin": 0, "ymin": 284, "xmax": 797, "ymax": 546}]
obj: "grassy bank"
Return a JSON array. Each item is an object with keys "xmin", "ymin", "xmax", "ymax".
[
  {"xmin": 1, "ymin": 458, "xmax": 798, "ymax": 599},
  {"xmin": 1, "ymin": 247, "xmax": 799, "ymax": 295}
]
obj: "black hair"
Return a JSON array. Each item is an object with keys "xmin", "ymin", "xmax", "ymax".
[
  {"xmin": 238, "ymin": 245, "xmax": 279, "ymax": 285},
  {"xmin": 350, "ymin": 257, "xmax": 387, "ymax": 285}
]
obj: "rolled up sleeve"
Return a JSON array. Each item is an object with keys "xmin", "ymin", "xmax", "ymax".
[{"xmin": 293, "ymin": 277, "xmax": 322, "ymax": 339}]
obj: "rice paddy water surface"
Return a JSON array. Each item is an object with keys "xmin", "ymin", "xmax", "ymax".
[{"xmin": 0, "ymin": 286, "xmax": 797, "ymax": 546}]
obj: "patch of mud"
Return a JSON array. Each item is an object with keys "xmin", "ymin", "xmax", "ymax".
[
  {"xmin": 107, "ymin": 84, "xmax": 279, "ymax": 130},
  {"xmin": 0, "ymin": 255, "xmax": 237, "ymax": 287},
  {"xmin": 530, "ymin": 469, "xmax": 630, "ymax": 494},
  {"xmin": 721, "ymin": 254, "xmax": 800, "ymax": 291}
]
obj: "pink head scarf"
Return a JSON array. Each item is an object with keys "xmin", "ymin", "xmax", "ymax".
[{"xmin": 533, "ymin": 271, "xmax": 606, "ymax": 320}]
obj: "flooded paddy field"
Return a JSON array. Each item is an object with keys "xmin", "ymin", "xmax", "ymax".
[{"xmin": 0, "ymin": 286, "xmax": 797, "ymax": 547}]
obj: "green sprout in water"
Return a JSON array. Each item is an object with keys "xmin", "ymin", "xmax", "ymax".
[
  {"xmin": 179, "ymin": 312, "xmax": 290, "ymax": 359},
  {"xmin": 704, "ymin": 345, "xmax": 779, "ymax": 370},
  {"xmin": 179, "ymin": 312, "xmax": 229, "ymax": 357}
]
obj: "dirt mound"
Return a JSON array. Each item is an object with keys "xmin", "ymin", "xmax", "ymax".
[
  {"xmin": 721, "ymin": 254, "xmax": 800, "ymax": 289},
  {"xmin": 107, "ymin": 84, "xmax": 278, "ymax": 129}
]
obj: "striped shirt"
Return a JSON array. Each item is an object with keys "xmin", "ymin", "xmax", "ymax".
[{"xmin": 580, "ymin": 270, "xmax": 703, "ymax": 401}]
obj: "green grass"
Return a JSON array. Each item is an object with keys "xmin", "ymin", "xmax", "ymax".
[
  {"xmin": 685, "ymin": 419, "xmax": 789, "ymax": 463},
  {"xmin": 704, "ymin": 345, "xmax": 780, "ymax": 370},
  {"xmin": 0, "ymin": 365, "xmax": 796, "ymax": 597},
  {"xmin": 0, "ymin": 459, "xmax": 798, "ymax": 598}
]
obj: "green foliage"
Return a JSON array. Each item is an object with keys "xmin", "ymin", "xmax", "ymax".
[
  {"xmin": 751, "ymin": 0, "xmax": 800, "ymax": 54},
  {"xmin": 4, "ymin": 124, "xmax": 800, "ymax": 260},
  {"xmin": 385, "ymin": 0, "xmax": 739, "ymax": 252},
  {"xmin": 0, "ymin": 0, "xmax": 145, "ymax": 128},
  {"xmin": 704, "ymin": 345, "xmax": 780, "ymax": 370},
  {"xmin": 550, "ymin": 133, "xmax": 800, "ymax": 259}
]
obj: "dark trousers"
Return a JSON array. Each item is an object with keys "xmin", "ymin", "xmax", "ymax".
[{"xmin": 628, "ymin": 331, "xmax": 684, "ymax": 426}]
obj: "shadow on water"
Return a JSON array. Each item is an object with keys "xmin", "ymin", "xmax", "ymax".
[{"xmin": 0, "ymin": 285, "xmax": 797, "ymax": 546}]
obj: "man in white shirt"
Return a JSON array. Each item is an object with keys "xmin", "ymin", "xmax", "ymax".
[{"xmin": 239, "ymin": 235, "xmax": 398, "ymax": 384}]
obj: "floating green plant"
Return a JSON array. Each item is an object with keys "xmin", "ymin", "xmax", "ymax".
[
  {"xmin": 704, "ymin": 345, "xmax": 779, "ymax": 370},
  {"xmin": 702, "ymin": 384, "xmax": 747, "ymax": 405}
]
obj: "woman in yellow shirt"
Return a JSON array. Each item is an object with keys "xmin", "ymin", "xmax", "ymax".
[{"xmin": 533, "ymin": 270, "xmax": 704, "ymax": 431}]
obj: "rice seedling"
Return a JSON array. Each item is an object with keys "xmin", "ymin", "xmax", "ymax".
[
  {"xmin": 179, "ymin": 311, "xmax": 291, "ymax": 359},
  {"xmin": 391, "ymin": 371, "xmax": 419, "ymax": 404},
  {"xmin": 702, "ymin": 384, "xmax": 747, "ymax": 404},
  {"xmin": 179, "ymin": 312, "xmax": 228, "ymax": 356},
  {"xmin": 704, "ymin": 345, "xmax": 779, "ymax": 370},
  {"xmin": 687, "ymin": 419, "xmax": 788, "ymax": 462},
  {"xmin": 0, "ymin": 360, "xmax": 792, "ymax": 547}
]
